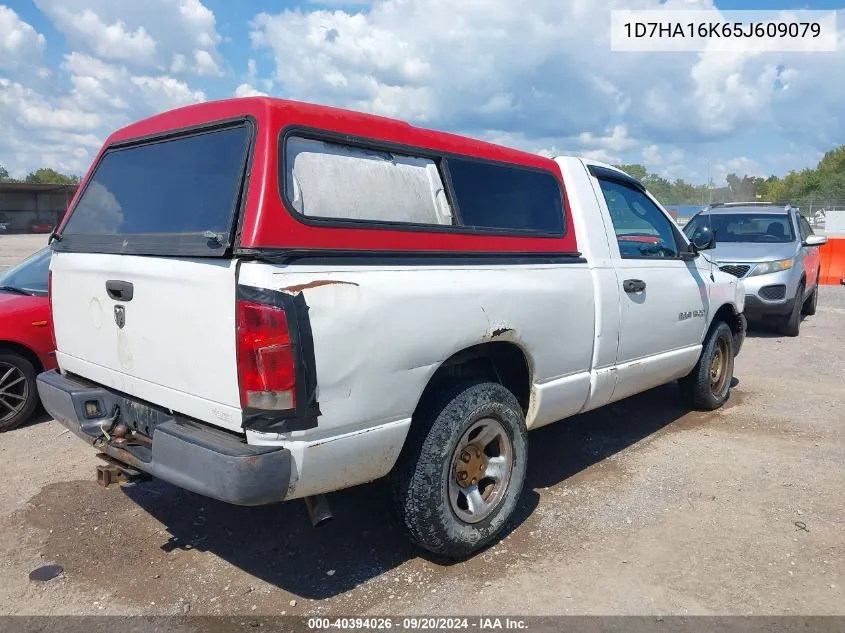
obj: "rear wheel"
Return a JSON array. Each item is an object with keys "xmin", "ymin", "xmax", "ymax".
[
  {"xmin": 778, "ymin": 282, "xmax": 804, "ymax": 337},
  {"xmin": 0, "ymin": 353, "xmax": 38, "ymax": 433},
  {"xmin": 390, "ymin": 379, "xmax": 528, "ymax": 559},
  {"xmin": 679, "ymin": 321, "xmax": 735, "ymax": 411}
]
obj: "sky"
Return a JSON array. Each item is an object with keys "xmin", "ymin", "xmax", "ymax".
[{"xmin": 1, "ymin": 0, "xmax": 843, "ymax": 185}]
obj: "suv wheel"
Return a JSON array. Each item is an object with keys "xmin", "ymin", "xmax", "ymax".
[
  {"xmin": 801, "ymin": 275, "xmax": 819, "ymax": 316},
  {"xmin": 390, "ymin": 379, "xmax": 528, "ymax": 559},
  {"xmin": 0, "ymin": 352, "xmax": 38, "ymax": 432},
  {"xmin": 679, "ymin": 321, "xmax": 735, "ymax": 411},
  {"xmin": 779, "ymin": 282, "xmax": 804, "ymax": 337}
]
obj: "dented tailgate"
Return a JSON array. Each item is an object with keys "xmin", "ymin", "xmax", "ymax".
[{"xmin": 50, "ymin": 253, "xmax": 243, "ymax": 431}]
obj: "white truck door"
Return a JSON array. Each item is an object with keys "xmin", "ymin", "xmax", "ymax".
[{"xmin": 588, "ymin": 166, "xmax": 711, "ymax": 402}]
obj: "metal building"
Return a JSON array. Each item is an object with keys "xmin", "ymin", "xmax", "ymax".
[{"xmin": 0, "ymin": 183, "xmax": 78, "ymax": 234}]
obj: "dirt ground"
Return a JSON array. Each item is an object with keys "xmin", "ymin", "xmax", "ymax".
[
  {"xmin": 0, "ymin": 234, "xmax": 49, "ymax": 273},
  {"xmin": 0, "ymin": 234, "xmax": 842, "ymax": 616}
]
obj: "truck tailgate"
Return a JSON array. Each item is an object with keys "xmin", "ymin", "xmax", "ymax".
[{"xmin": 51, "ymin": 252, "xmax": 243, "ymax": 432}]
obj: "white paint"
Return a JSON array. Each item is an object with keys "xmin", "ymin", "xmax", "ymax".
[
  {"xmin": 50, "ymin": 251, "xmax": 243, "ymax": 431},
  {"xmin": 248, "ymin": 418, "xmax": 412, "ymax": 499},
  {"xmin": 529, "ymin": 371, "xmax": 592, "ymax": 429},
  {"xmin": 611, "ymin": 345, "xmax": 703, "ymax": 403}
]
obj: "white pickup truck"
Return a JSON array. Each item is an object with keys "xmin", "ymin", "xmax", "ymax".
[{"xmin": 37, "ymin": 97, "xmax": 746, "ymax": 558}]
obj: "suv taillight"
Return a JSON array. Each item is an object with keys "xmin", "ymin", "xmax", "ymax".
[{"xmin": 236, "ymin": 299, "xmax": 296, "ymax": 410}]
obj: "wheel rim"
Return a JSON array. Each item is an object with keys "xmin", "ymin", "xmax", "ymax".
[
  {"xmin": 709, "ymin": 338, "xmax": 730, "ymax": 396},
  {"xmin": 0, "ymin": 362, "xmax": 29, "ymax": 423},
  {"xmin": 447, "ymin": 417, "xmax": 514, "ymax": 524}
]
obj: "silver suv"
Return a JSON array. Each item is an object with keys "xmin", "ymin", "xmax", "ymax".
[{"xmin": 684, "ymin": 202, "xmax": 827, "ymax": 336}]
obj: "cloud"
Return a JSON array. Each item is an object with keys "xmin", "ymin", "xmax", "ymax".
[
  {"xmin": 0, "ymin": 6, "xmax": 47, "ymax": 70},
  {"xmin": 0, "ymin": 51, "xmax": 206, "ymax": 177},
  {"xmin": 0, "ymin": 77, "xmax": 103, "ymax": 176},
  {"xmin": 234, "ymin": 83, "xmax": 268, "ymax": 98},
  {"xmin": 193, "ymin": 49, "xmax": 221, "ymax": 76},
  {"xmin": 52, "ymin": 8, "xmax": 157, "ymax": 63},
  {"xmin": 33, "ymin": 0, "xmax": 222, "ymax": 74},
  {"xmin": 0, "ymin": 78, "xmax": 101, "ymax": 132},
  {"xmin": 249, "ymin": 2, "xmax": 844, "ymax": 159},
  {"xmin": 642, "ymin": 144, "xmax": 685, "ymax": 168},
  {"xmin": 0, "ymin": 1, "xmax": 218, "ymax": 176},
  {"xmin": 713, "ymin": 156, "xmax": 765, "ymax": 183},
  {"xmin": 3, "ymin": 0, "xmax": 844, "ymax": 185},
  {"xmin": 579, "ymin": 125, "xmax": 638, "ymax": 153},
  {"xmin": 248, "ymin": 1, "xmax": 679, "ymax": 141},
  {"xmin": 130, "ymin": 75, "xmax": 206, "ymax": 111}
]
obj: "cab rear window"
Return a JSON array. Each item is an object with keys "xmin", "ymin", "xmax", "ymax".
[{"xmin": 57, "ymin": 123, "xmax": 251, "ymax": 257}]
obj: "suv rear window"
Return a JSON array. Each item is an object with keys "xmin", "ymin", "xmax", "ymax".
[{"xmin": 57, "ymin": 123, "xmax": 251, "ymax": 256}]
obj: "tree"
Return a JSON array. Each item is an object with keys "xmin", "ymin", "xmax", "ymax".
[
  {"xmin": 643, "ymin": 174, "xmax": 672, "ymax": 201},
  {"xmin": 615, "ymin": 163, "xmax": 648, "ymax": 181},
  {"xmin": 0, "ymin": 165, "xmax": 13, "ymax": 183},
  {"xmin": 24, "ymin": 168, "xmax": 81, "ymax": 185},
  {"xmin": 725, "ymin": 173, "xmax": 765, "ymax": 202}
]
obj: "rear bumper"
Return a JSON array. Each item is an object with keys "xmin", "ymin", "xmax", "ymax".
[{"xmin": 36, "ymin": 370, "xmax": 291, "ymax": 506}]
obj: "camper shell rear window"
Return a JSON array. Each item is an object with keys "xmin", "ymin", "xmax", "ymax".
[{"xmin": 55, "ymin": 120, "xmax": 252, "ymax": 257}]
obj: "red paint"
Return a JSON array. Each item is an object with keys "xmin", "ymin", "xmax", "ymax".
[
  {"xmin": 61, "ymin": 97, "xmax": 578, "ymax": 255},
  {"xmin": 0, "ymin": 292, "xmax": 56, "ymax": 373}
]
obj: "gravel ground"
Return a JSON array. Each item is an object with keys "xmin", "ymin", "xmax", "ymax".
[
  {"xmin": 0, "ymin": 234, "xmax": 48, "ymax": 273},
  {"xmin": 0, "ymin": 234, "xmax": 843, "ymax": 616}
]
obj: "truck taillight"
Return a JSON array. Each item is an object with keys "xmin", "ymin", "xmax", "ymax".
[{"xmin": 236, "ymin": 299, "xmax": 296, "ymax": 411}]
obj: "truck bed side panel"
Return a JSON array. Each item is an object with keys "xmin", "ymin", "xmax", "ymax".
[{"xmin": 237, "ymin": 260, "xmax": 596, "ymax": 497}]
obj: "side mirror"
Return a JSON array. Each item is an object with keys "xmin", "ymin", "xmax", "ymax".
[
  {"xmin": 803, "ymin": 235, "xmax": 827, "ymax": 247},
  {"xmin": 690, "ymin": 225, "xmax": 716, "ymax": 251}
]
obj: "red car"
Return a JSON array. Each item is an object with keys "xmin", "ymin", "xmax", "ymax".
[
  {"xmin": 0, "ymin": 247, "xmax": 56, "ymax": 431},
  {"xmin": 30, "ymin": 220, "xmax": 54, "ymax": 234}
]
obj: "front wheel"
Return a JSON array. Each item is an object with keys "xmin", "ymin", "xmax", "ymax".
[
  {"xmin": 802, "ymin": 279, "xmax": 819, "ymax": 317},
  {"xmin": 778, "ymin": 282, "xmax": 804, "ymax": 337},
  {"xmin": 0, "ymin": 352, "xmax": 39, "ymax": 433},
  {"xmin": 679, "ymin": 321, "xmax": 735, "ymax": 411},
  {"xmin": 390, "ymin": 380, "xmax": 528, "ymax": 559}
]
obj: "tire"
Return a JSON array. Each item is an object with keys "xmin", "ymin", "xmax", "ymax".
[
  {"xmin": 778, "ymin": 282, "xmax": 804, "ymax": 337},
  {"xmin": 679, "ymin": 321, "xmax": 735, "ymax": 411},
  {"xmin": 0, "ymin": 352, "xmax": 39, "ymax": 433},
  {"xmin": 390, "ymin": 379, "xmax": 528, "ymax": 559},
  {"xmin": 802, "ymin": 277, "xmax": 819, "ymax": 316}
]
